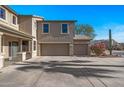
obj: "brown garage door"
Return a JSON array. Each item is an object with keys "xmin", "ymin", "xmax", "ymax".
[
  {"xmin": 41, "ymin": 43, "xmax": 69, "ymax": 56},
  {"xmin": 74, "ymin": 44, "xmax": 88, "ymax": 56}
]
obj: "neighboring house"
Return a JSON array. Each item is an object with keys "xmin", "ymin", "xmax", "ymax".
[
  {"xmin": 37, "ymin": 20, "xmax": 75, "ymax": 56},
  {"xmin": 119, "ymin": 43, "xmax": 124, "ymax": 50},
  {"xmin": 0, "ymin": 5, "xmax": 91, "ymax": 69},
  {"xmin": 37, "ymin": 21, "xmax": 91, "ymax": 56}
]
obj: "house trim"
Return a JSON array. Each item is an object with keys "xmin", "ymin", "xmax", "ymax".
[{"xmin": 1, "ymin": 5, "xmax": 17, "ymax": 16}]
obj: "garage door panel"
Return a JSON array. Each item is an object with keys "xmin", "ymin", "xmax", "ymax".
[
  {"xmin": 41, "ymin": 44, "xmax": 69, "ymax": 56},
  {"xmin": 74, "ymin": 44, "xmax": 88, "ymax": 55}
]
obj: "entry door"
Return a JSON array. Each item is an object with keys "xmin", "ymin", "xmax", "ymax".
[
  {"xmin": 12, "ymin": 42, "xmax": 19, "ymax": 57},
  {"xmin": 9, "ymin": 42, "xmax": 19, "ymax": 57}
]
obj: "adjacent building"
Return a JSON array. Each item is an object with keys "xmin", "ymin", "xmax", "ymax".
[{"xmin": 0, "ymin": 5, "xmax": 91, "ymax": 69}]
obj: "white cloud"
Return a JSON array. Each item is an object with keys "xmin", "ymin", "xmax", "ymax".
[{"xmin": 95, "ymin": 23, "xmax": 124, "ymax": 43}]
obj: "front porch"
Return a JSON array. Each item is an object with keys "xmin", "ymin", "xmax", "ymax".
[
  {"xmin": 2, "ymin": 34, "xmax": 32, "ymax": 67},
  {"xmin": 0, "ymin": 26, "xmax": 33, "ymax": 68}
]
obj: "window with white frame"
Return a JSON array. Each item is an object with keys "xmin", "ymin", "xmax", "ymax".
[
  {"xmin": 43, "ymin": 24, "xmax": 49, "ymax": 33},
  {"xmin": 0, "ymin": 7, "xmax": 6, "ymax": 20},
  {"xmin": 61, "ymin": 24, "xmax": 68, "ymax": 33},
  {"xmin": 12, "ymin": 15, "xmax": 17, "ymax": 25}
]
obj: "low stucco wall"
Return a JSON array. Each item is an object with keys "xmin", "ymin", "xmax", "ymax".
[
  {"xmin": 26, "ymin": 52, "xmax": 32, "ymax": 60},
  {"xmin": 17, "ymin": 52, "xmax": 32, "ymax": 61},
  {"xmin": 0, "ymin": 55, "xmax": 4, "ymax": 69}
]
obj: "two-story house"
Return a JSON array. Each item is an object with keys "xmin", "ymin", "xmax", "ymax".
[
  {"xmin": 0, "ymin": 5, "xmax": 43, "ymax": 68},
  {"xmin": 37, "ymin": 20, "xmax": 75, "ymax": 56},
  {"xmin": 0, "ymin": 5, "xmax": 91, "ymax": 69},
  {"xmin": 0, "ymin": 5, "xmax": 32, "ymax": 68},
  {"xmin": 37, "ymin": 21, "xmax": 91, "ymax": 56}
]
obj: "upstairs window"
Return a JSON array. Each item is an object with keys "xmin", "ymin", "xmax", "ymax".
[
  {"xmin": 43, "ymin": 24, "xmax": 49, "ymax": 33},
  {"xmin": 61, "ymin": 24, "xmax": 68, "ymax": 34},
  {"xmin": 0, "ymin": 7, "xmax": 6, "ymax": 20},
  {"xmin": 12, "ymin": 15, "xmax": 16, "ymax": 25}
]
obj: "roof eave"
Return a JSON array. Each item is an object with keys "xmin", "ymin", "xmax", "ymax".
[
  {"xmin": 2, "ymin": 5, "xmax": 18, "ymax": 15},
  {"xmin": 37, "ymin": 20, "xmax": 77, "ymax": 22},
  {"xmin": 18, "ymin": 15, "xmax": 44, "ymax": 19},
  {"xmin": 0, "ymin": 25, "xmax": 34, "ymax": 39}
]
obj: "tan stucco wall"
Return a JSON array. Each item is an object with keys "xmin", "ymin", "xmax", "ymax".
[
  {"xmin": 0, "ymin": 6, "xmax": 19, "ymax": 31},
  {"xmin": 37, "ymin": 21, "xmax": 75, "ymax": 43},
  {"xmin": 18, "ymin": 16, "xmax": 32, "ymax": 35},
  {"xmin": 18, "ymin": 16, "xmax": 43, "ymax": 57},
  {"xmin": 32, "ymin": 17, "xmax": 43, "ymax": 57}
]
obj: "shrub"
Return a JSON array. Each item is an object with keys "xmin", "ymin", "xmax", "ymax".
[{"xmin": 90, "ymin": 42, "xmax": 106, "ymax": 56}]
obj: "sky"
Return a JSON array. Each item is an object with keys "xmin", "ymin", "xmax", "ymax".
[{"xmin": 10, "ymin": 5, "xmax": 124, "ymax": 43}]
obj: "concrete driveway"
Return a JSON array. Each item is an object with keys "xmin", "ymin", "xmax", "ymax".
[{"xmin": 0, "ymin": 56, "xmax": 124, "ymax": 87}]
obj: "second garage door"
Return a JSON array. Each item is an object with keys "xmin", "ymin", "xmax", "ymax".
[
  {"xmin": 41, "ymin": 43, "xmax": 69, "ymax": 56},
  {"xmin": 74, "ymin": 44, "xmax": 88, "ymax": 56}
]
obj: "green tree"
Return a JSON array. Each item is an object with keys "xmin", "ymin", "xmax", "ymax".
[{"xmin": 75, "ymin": 24, "xmax": 96, "ymax": 39}]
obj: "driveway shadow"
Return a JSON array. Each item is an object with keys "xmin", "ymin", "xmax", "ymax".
[
  {"xmin": 40, "ymin": 61, "xmax": 124, "ymax": 68},
  {"xmin": 49, "ymin": 60, "xmax": 94, "ymax": 63},
  {"xmin": 16, "ymin": 66, "xmax": 43, "ymax": 72},
  {"xmin": 15, "ymin": 60, "xmax": 119, "ymax": 78},
  {"xmin": 44, "ymin": 66, "xmax": 116, "ymax": 78}
]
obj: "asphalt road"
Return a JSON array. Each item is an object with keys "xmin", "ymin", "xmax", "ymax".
[{"xmin": 112, "ymin": 50, "xmax": 124, "ymax": 57}]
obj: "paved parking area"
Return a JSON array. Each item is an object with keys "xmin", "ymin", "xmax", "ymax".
[{"xmin": 0, "ymin": 56, "xmax": 124, "ymax": 87}]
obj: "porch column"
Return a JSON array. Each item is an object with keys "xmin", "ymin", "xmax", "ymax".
[
  {"xmin": 28, "ymin": 40, "xmax": 31, "ymax": 52},
  {"xmin": 69, "ymin": 43, "xmax": 73, "ymax": 56},
  {"xmin": 0, "ymin": 33, "xmax": 4, "ymax": 69},
  {"xmin": 20, "ymin": 40, "xmax": 26, "ymax": 61},
  {"xmin": 17, "ymin": 39, "xmax": 23, "ymax": 62},
  {"xmin": 37, "ymin": 43, "xmax": 41, "ymax": 56},
  {"xmin": 20, "ymin": 39, "xmax": 23, "ymax": 52}
]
